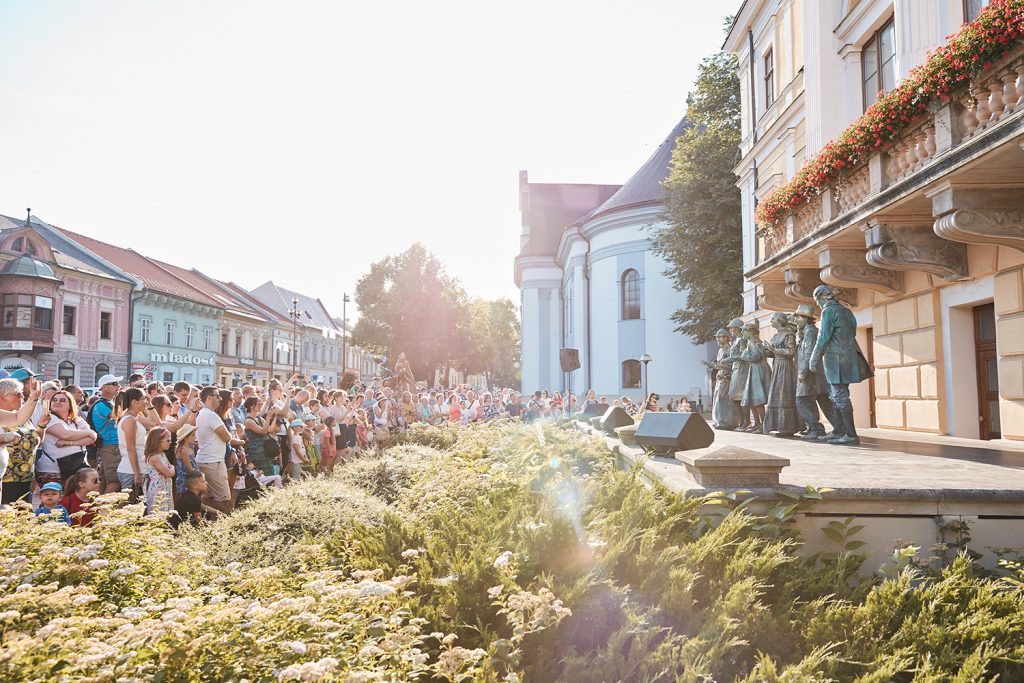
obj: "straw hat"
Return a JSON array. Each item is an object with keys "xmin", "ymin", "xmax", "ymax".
[{"xmin": 176, "ymin": 424, "xmax": 197, "ymax": 442}]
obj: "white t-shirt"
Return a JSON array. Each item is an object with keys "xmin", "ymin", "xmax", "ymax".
[
  {"xmin": 116, "ymin": 415, "xmax": 149, "ymax": 476},
  {"xmin": 195, "ymin": 407, "xmax": 227, "ymax": 465},
  {"xmin": 39, "ymin": 417, "xmax": 92, "ymax": 475}
]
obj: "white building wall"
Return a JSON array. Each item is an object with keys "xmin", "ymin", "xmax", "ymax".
[{"xmin": 519, "ymin": 261, "xmax": 564, "ymax": 396}]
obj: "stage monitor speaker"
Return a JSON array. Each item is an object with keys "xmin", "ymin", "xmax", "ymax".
[
  {"xmin": 600, "ymin": 406, "xmax": 633, "ymax": 434},
  {"xmin": 635, "ymin": 412, "xmax": 714, "ymax": 455},
  {"xmin": 559, "ymin": 348, "xmax": 581, "ymax": 373},
  {"xmin": 581, "ymin": 402, "xmax": 606, "ymax": 417}
]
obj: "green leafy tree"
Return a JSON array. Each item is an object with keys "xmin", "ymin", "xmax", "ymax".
[
  {"xmin": 351, "ymin": 243, "xmax": 466, "ymax": 382},
  {"xmin": 454, "ymin": 298, "xmax": 521, "ymax": 389},
  {"xmin": 651, "ymin": 48, "xmax": 743, "ymax": 344}
]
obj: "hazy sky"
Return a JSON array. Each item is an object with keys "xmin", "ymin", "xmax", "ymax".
[{"xmin": 0, "ymin": 1, "xmax": 729, "ymax": 319}]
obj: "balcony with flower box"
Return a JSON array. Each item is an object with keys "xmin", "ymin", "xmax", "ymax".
[{"xmin": 751, "ymin": 5, "xmax": 1024, "ymax": 310}]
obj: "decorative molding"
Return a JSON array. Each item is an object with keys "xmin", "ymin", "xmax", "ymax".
[
  {"xmin": 783, "ymin": 267, "xmax": 859, "ymax": 307},
  {"xmin": 818, "ymin": 247, "xmax": 904, "ymax": 296},
  {"xmin": 933, "ymin": 209, "xmax": 1024, "ymax": 254},
  {"xmin": 757, "ymin": 281, "xmax": 802, "ymax": 311},
  {"xmin": 864, "ymin": 222, "xmax": 968, "ymax": 280},
  {"xmin": 589, "ymin": 239, "xmax": 652, "ymax": 264}
]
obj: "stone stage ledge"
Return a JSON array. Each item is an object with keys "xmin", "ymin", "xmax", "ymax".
[{"xmin": 573, "ymin": 420, "xmax": 1024, "ymax": 572}]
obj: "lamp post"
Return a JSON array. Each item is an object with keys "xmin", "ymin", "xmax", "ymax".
[
  {"xmin": 341, "ymin": 293, "xmax": 350, "ymax": 375},
  {"xmin": 640, "ymin": 353, "xmax": 652, "ymax": 403},
  {"xmin": 288, "ymin": 297, "xmax": 301, "ymax": 378}
]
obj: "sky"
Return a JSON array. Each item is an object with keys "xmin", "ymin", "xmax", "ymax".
[{"xmin": 0, "ymin": 1, "xmax": 730, "ymax": 320}]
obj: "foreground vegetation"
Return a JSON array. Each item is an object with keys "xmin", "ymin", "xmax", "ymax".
[{"xmin": 1, "ymin": 421, "xmax": 1023, "ymax": 681}]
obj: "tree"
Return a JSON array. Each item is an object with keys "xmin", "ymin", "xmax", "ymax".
[
  {"xmin": 351, "ymin": 243, "xmax": 466, "ymax": 383},
  {"xmin": 650, "ymin": 48, "xmax": 743, "ymax": 344},
  {"xmin": 454, "ymin": 298, "xmax": 521, "ymax": 389}
]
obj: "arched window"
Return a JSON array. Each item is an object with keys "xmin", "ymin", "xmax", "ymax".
[
  {"xmin": 58, "ymin": 361, "xmax": 75, "ymax": 386},
  {"xmin": 94, "ymin": 363, "xmax": 110, "ymax": 386},
  {"xmin": 621, "ymin": 269, "xmax": 641, "ymax": 320},
  {"xmin": 622, "ymin": 359, "xmax": 642, "ymax": 389}
]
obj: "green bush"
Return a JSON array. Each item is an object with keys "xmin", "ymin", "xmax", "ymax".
[{"xmin": 2, "ymin": 420, "xmax": 1022, "ymax": 681}]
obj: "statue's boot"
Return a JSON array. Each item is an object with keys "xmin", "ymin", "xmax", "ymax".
[
  {"xmin": 824, "ymin": 412, "xmax": 847, "ymax": 443},
  {"xmin": 829, "ymin": 410, "xmax": 860, "ymax": 445}
]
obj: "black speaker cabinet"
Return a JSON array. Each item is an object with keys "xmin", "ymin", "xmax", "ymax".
[
  {"xmin": 559, "ymin": 348, "xmax": 581, "ymax": 372},
  {"xmin": 581, "ymin": 402, "xmax": 606, "ymax": 417},
  {"xmin": 635, "ymin": 412, "xmax": 714, "ymax": 455},
  {"xmin": 600, "ymin": 406, "xmax": 633, "ymax": 434}
]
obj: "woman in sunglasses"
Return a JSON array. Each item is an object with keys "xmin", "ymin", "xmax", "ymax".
[{"xmin": 40, "ymin": 390, "xmax": 97, "ymax": 481}]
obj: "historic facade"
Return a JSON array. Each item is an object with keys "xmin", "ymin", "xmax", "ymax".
[
  {"xmin": 249, "ymin": 281, "xmax": 345, "ymax": 388},
  {"xmin": 727, "ymin": 0, "xmax": 1024, "ymax": 441},
  {"xmin": 0, "ymin": 215, "xmax": 132, "ymax": 385},
  {"xmin": 50, "ymin": 227, "xmax": 224, "ymax": 385},
  {"xmin": 514, "ymin": 120, "xmax": 714, "ymax": 400}
]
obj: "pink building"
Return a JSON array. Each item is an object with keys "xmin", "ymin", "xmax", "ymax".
[{"xmin": 0, "ymin": 215, "xmax": 132, "ymax": 387}]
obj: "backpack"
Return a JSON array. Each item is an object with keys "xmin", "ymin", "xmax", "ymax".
[{"xmin": 86, "ymin": 398, "xmax": 113, "ymax": 460}]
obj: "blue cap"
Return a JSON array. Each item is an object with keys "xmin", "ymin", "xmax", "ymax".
[
  {"xmin": 40, "ymin": 482, "xmax": 63, "ymax": 493},
  {"xmin": 9, "ymin": 369, "xmax": 38, "ymax": 381},
  {"xmin": 290, "ymin": 419, "xmax": 304, "ymax": 428}
]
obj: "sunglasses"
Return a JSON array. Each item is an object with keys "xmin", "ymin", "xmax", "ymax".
[{"xmin": 51, "ymin": 397, "xmax": 69, "ymax": 404}]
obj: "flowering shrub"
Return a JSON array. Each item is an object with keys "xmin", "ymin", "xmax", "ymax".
[
  {"xmin": 1, "ymin": 420, "xmax": 1023, "ymax": 680},
  {"xmin": 755, "ymin": 0, "xmax": 1024, "ymax": 230}
]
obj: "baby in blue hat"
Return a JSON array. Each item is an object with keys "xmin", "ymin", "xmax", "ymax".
[{"xmin": 35, "ymin": 482, "xmax": 70, "ymax": 524}]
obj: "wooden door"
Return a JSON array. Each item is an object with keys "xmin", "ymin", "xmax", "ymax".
[
  {"xmin": 866, "ymin": 327, "xmax": 876, "ymax": 428},
  {"xmin": 974, "ymin": 303, "xmax": 1001, "ymax": 440}
]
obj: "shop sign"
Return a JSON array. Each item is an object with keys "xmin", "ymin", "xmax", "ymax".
[
  {"xmin": 131, "ymin": 362, "xmax": 158, "ymax": 381},
  {"xmin": 1, "ymin": 356, "xmax": 34, "ymax": 373},
  {"xmin": 239, "ymin": 358, "xmax": 255, "ymax": 366},
  {"xmin": 149, "ymin": 352, "xmax": 216, "ymax": 366},
  {"xmin": 0, "ymin": 341, "xmax": 32, "ymax": 351}
]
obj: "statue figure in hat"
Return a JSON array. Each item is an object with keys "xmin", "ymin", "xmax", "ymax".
[
  {"xmin": 719, "ymin": 318, "xmax": 751, "ymax": 430},
  {"xmin": 702, "ymin": 328, "xmax": 740, "ymax": 430},
  {"xmin": 740, "ymin": 321, "xmax": 771, "ymax": 432},
  {"xmin": 792, "ymin": 302, "xmax": 836, "ymax": 440},
  {"xmin": 762, "ymin": 312, "xmax": 800, "ymax": 437},
  {"xmin": 806, "ymin": 285, "xmax": 873, "ymax": 445}
]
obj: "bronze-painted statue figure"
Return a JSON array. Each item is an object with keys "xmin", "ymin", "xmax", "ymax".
[
  {"xmin": 792, "ymin": 303, "xmax": 836, "ymax": 440},
  {"xmin": 762, "ymin": 312, "xmax": 800, "ymax": 437},
  {"xmin": 722, "ymin": 318, "xmax": 751, "ymax": 431},
  {"xmin": 807, "ymin": 285, "xmax": 873, "ymax": 446},
  {"xmin": 740, "ymin": 321, "xmax": 771, "ymax": 433},
  {"xmin": 703, "ymin": 328, "xmax": 740, "ymax": 430}
]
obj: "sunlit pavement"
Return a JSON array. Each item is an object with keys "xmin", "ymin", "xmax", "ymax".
[{"xmin": 582, "ymin": 421, "xmax": 1024, "ymax": 498}]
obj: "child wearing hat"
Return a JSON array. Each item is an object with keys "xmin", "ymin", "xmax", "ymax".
[
  {"xmin": 35, "ymin": 482, "xmax": 70, "ymax": 524},
  {"xmin": 288, "ymin": 419, "xmax": 308, "ymax": 481}
]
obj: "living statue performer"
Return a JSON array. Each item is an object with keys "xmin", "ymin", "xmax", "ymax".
[
  {"xmin": 721, "ymin": 318, "xmax": 751, "ymax": 431},
  {"xmin": 391, "ymin": 352, "xmax": 416, "ymax": 395},
  {"xmin": 740, "ymin": 321, "xmax": 771, "ymax": 432},
  {"xmin": 807, "ymin": 285, "xmax": 873, "ymax": 446},
  {"xmin": 792, "ymin": 303, "xmax": 837, "ymax": 440},
  {"xmin": 702, "ymin": 328, "xmax": 740, "ymax": 430},
  {"xmin": 762, "ymin": 312, "xmax": 800, "ymax": 437}
]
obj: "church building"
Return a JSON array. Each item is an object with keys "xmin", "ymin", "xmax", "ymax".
[{"xmin": 514, "ymin": 119, "xmax": 714, "ymax": 401}]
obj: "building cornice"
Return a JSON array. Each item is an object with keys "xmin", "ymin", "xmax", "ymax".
[
  {"xmin": 580, "ymin": 202, "xmax": 664, "ymax": 241},
  {"xmin": 514, "ymin": 254, "xmax": 561, "ymax": 289}
]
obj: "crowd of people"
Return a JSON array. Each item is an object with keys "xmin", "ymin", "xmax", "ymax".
[{"xmin": 0, "ymin": 366, "xmax": 694, "ymax": 527}]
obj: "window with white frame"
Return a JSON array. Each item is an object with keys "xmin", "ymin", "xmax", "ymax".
[
  {"xmin": 621, "ymin": 269, "xmax": 641, "ymax": 320},
  {"xmin": 862, "ymin": 18, "xmax": 896, "ymax": 110},
  {"xmin": 165, "ymin": 321, "xmax": 175, "ymax": 346},
  {"xmin": 185, "ymin": 324, "xmax": 195, "ymax": 348},
  {"xmin": 140, "ymin": 317, "xmax": 151, "ymax": 343}
]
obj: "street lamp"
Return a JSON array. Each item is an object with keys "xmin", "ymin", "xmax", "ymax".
[
  {"xmin": 341, "ymin": 293, "xmax": 350, "ymax": 375},
  {"xmin": 287, "ymin": 297, "xmax": 301, "ymax": 378},
  {"xmin": 640, "ymin": 353, "xmax": 652, "ymax": 402}
]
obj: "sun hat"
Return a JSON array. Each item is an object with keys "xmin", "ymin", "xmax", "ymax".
[
  {"xmin": 176, "ymin": 424, "xmax": 197, "ymax": 442},
  {"xmin": 40, "ymin": 482, "xmax": 63, "ymax": 493},
  {"xmin": 96, "ymin": 374, "xmax": 123, "ymax": 387}
]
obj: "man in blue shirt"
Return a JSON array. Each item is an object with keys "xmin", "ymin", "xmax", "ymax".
[{"xmin": 90, "ymin": 374, "xmax": 122, "ymax": 493}]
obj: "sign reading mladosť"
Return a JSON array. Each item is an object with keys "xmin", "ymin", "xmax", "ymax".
[{"xmin": 149, "ymin": 352, "xmax": 216, "ymax": 366}]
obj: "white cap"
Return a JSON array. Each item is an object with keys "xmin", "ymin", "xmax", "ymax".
[{"xmin": 96, "ymin": 374, "xmax": 123, "ymax": 387}]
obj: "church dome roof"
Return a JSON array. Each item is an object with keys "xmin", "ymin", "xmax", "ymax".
[
  {"xmin": 584, "ymin": 116, "xmax": 689, "ymax": 220},
  {"xmin": 0, "ymin": 254, "xmax": 59, "ymax": 280}
]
